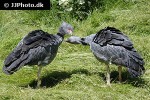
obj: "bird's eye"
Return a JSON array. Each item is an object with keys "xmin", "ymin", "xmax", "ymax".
[{"xmin": 68, "ymin": 28, "xmax": 71, "ymax": 30}]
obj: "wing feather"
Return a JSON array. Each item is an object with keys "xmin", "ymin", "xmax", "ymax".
[
  {"xmin": 3, "ymin": 30, "xmax": 57, "ymax": 74},
  {"xmin": 92, "ymin": 27, "xmax": 145, "ymax": 77},
  {"xmin": 93, "ymin": 27, "xmax": 133, "ymax": 50}
]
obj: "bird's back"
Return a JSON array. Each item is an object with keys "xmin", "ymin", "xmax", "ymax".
[
  {"xmin": 3, "ymin": 30, "xmax": 62, "ymax": 74},
  {"xmin": 91, "ymin": 27, "xmax": 145, "ymax": 77}
]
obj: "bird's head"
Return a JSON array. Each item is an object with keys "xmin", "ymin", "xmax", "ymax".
[
  {"xmin": 58, "ymin": 22, "xmax": 73, "ymax": 35},
  {"xmin": 66, "ymin": 36, "xmax": 82, "ymax": 44},
  {"xmin": 66, "ymin": 36, "xmax": 89, "ymax": 45}
]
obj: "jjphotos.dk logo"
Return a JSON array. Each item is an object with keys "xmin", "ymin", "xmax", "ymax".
[
  {"xmin": 4, "ymin": 2, "xmax": 44, "ymax": 8},
  {"xmin": 0, "ymin": 0, "xmax": 50, "ymax": 10}
]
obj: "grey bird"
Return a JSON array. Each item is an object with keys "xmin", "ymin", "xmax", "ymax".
[
  {"xmin": 66, "ymin": 27, "xmax": 145, "ymax": 86},
  {"xmin": 3, "ymin": 22, "xmax": 73, "ymax": 88}
]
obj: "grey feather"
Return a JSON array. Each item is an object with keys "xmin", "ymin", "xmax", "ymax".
[
  {"xmin": 3, "ymin": 30, "xmax": 60, "ymax": 74},
  {"xmin": 65, "ymin": 36, "xmax": 82, "ymax": 44},
  {"xmin": 92, "ymin": 27, "xmax": 145, "ymax": 77},
  {"xmin": 3, "ymin": 22, "xmax": 73, "ymax": 75},
  {"xmin": 66, "ymin": 27, "xmax": 145, "ymax": 77}
]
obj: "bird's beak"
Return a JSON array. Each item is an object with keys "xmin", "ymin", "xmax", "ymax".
[{"xmin": 68, "ymin": 29, "xmax": 73, "ymax": 35}]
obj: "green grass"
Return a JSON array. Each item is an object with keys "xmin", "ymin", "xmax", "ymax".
[{"xmin": 0, "ymin": 0, "xmax": 150, "ymax": 99}]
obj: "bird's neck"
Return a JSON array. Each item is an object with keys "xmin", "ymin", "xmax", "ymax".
[
  {"xmin": 55, "ymin": 33, "xmax": 64, "ymax": 45},
  {"xmin": 57, "ymin": 33, "xmax": 64, "ymax": 39},
  {"xmin": 81, "ymin": 34, "xmax": 96, "ymax": 46}
]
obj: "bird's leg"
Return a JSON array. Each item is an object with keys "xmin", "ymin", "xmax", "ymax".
[
  {"xmin": 118, "ymin": 66, "xmax": 122, "ymax": 83},
  {"xmin": 106, "ymin": 63, "xmax": 111, "ymax": 86},
  {"xmin": 37, "ymin": 66, "xmax": 42, "ymax": 88}
]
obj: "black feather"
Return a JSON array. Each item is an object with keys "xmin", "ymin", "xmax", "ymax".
[
  {"xmin": 93, "ymin": 27, "xmax": 133, "ymax": 50},
  {"xmin": 92, "ymin": 27, "xmax": 145, "ymax": 77},
  {"xmin": 3, "ymin": 30, "xmax": 61, "ymax": 75},
  {"xmin": 66, "ymin": 26, "xmax": 145, "ymax": 77}
]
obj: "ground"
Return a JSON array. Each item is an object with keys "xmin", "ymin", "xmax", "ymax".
[{"xmin": 0, "ymin": 0, "xmax": 150, "ymax": 99}]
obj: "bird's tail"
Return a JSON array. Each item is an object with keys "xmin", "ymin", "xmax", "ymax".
[
  {"xmin": 127, "ymin": 50, "xmax": 145, "ymax": 77},
  {"xmin": 3, "ymin": 52, "xmax": 29, "ymax": 75}
]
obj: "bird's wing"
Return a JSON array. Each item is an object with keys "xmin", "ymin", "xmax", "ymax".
[
  {"xmin": 23, "ymin": 30, "xmax": 56, "ymax": 46},
  {"xmin": 93, "ymin": 27, "xmax": 133, "ymax": 50},
  {"xmin": 3, "ymin": 30, "xmax": 57, "ymax": 74},
  {"xmin": 92, "ymin": 27, "xmax": 145, "ymax": 77}
]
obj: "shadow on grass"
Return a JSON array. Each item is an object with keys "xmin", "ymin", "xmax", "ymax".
[
  {"xmin": 28, "ymin": 71, "xmax": 71, "ymax": 88},
  {"xmin": 23, "ymin": 68, "xmax": 90, "ymax": 89},
  {"xmin": 22, "ymin": 69, "xmax": 146, "ymax": 89},
  {"xmin": 99, "ymin": 70, "xmax": 146, "ymax": 87}
]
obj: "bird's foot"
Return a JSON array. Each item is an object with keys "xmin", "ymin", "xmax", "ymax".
[
  {"xmin": 100, "ymin": 83, "xmax": 111, "ymax": 87},
  {"xmin": 100, "ymin": 84, "xmax": 111, "ymax": 88},
  {"xmin": 36, "ymin": 80, "xmax": 41, "ymax": 89},
  {"xmin": 107, "ymin": 83, "xmax": 111, "ymax": 87},
  {"xmin": 118, "ymin": 81, "xmax": 122, "ymax": 84}
]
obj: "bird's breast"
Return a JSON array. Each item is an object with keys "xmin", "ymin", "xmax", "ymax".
[
  {"xmin": 39, "ymin": 45, "xmax": 59, "ymax": 66},
  {"xmin": 90, "ymin": 42, "xmax": 127, "ymax": 64}
]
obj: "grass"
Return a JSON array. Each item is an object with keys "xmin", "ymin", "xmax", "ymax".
[{"xmin": 0, "ymin": 0, "xmax": 150, "ymax": 99}]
